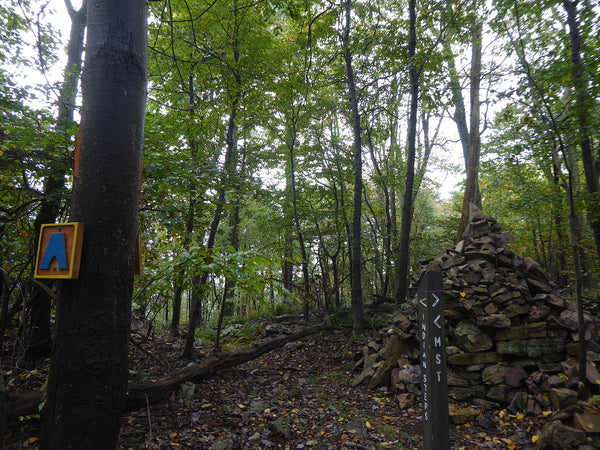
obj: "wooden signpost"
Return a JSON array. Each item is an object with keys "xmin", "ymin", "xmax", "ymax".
[{"xmin": 417, "ymin": 270, "xmax": 450, "ymax": 450}]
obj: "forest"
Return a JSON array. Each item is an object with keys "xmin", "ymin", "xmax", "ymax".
[{"xmin": 1, "ymin": 0, "xmax": 599, "ymax": 447}]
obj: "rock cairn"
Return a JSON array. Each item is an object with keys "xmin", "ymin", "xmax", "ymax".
[{"xmin": 353, "ymin": 208, "xmax": 596, "ymax": 423}]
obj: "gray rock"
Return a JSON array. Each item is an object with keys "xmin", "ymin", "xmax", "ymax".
[
  {"xmin": 346, "ymin": 420, "xmax": 369, "ymax": 441},
  {"xmin": 505, "ymin": 365, "xmax": 528, "ymax": 387},
  {"xmin": 507, "ymin": 391, "xmax": 527, "ymax": 413},
  {"xmin": 476, "ymin": 414, "xmax": 495, "ymax": 430},
  {"xmin": 269, "ymin": 415, "xmax": 289, "ymax": 438},
  {"xmin": 179, "ymin": 382, "xmax": 196, "ymax": 400},
  {"xmin": 209, "ymin": 440, "xmax": 234, "ymax": 450},
  {"xmin": 454, "ymin": 321, "xmax": 493, "ymax": 353},
  {"xmin": 537, "ymin": 420, "xmax": 586, "ymax": 449},
  {"xmin": 482, "ymin": 364, "xmax": 510, "ymax": 385},
  {"xmin": 248, "ymin": 400, "xmax": 270, "ymax": 416}
]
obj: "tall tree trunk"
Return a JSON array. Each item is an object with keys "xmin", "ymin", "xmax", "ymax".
[
  {"xmin": 282, "ymin": 230, "xmax": 294, "ymax": 299},
  {"xmin": 327, "ymin": 120, "xmax": 353, "ymax": 307},
  {"xmin": 457, "ymin": 21, "xmax": 483, "ymax": 241},
  {"xmin": 170, "ymin": 75, "xmax": 199, "ymax": 336},
  {"xmin": 414, "ymin": 111, "xmax": 439, "ymax": 197},
  {"xmin": 342, "ymin": 0, "xmax": 364, "ymax": 333},
  {"xmin": 394, "ymin": 0, "xmax": 418, "ymax": 305},
  {"xmin": 545, "ymin": 144, "xmax": 568, "ymax": 284},
  {"xmin": 170, "ymin": 192, "xmax": 195, "ymax": 336},
  {"xmin": 289, "ymin": 137, "xmax": 311, "ymax": 319},
  {"xmin": 444, "ymin": 40, "xmax": 470, "ymax": 167},
  {"xmin": 564, "ymin": 0, "xmax": 597, "ymax": 389},
  {"xmin": 283, "ymin": 147, "xmax": 295, "ymax": 300},
  {"xmin": 184, "ymin": 86, "xmax": 240, "ymax": 359},
  {"xmin": 26, "ymin": 0, "xmax": 87, "ymax": 360},
  {"xmin": 214, "ymin": 197, "xmax": 241, "ymax": 351},
  {"xmin": 511, "ymin": 0, "xmax": 588, "ymax": 388},
  {"xmin": 40, "ymin": 1, "xmax": 147, "ymax": 447},
  {"xmin": 565, "ymin": 135, "xmax": 590, "ymax": 285},
  {"xmin": 183, "ymin": 0, "xmax": 243, "ymax": 357},
  {"xmin": 224, "ymin": 199, "xmax": 241, "ymax": 318},
  {"xmin": 389, "ymin": 184, "xmax": 398, "ymax": 294},
  {"xmin": 564, "ymin": 0, "xmax": 600, "ymax": 265},
  {"xmin": 365, "ymin": 123, "xmax": 394, "ymax": 298}
]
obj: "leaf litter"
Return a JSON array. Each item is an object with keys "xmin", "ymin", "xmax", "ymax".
[
  {"xmin": 118, "ymin": 325, "xmax": 546, "ymax": 449},
  {"xmin": 5, "ymin": 320, "xmax": 551, "ymax": 449}
]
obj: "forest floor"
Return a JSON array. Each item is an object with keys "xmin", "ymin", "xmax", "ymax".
[
  {"xmin": 117, "ymin": 321, "xmax": 546, "ymax": 450},
  {"xmin": 7, "ymin": 318, "xmax": 547, "ymax": 449}
]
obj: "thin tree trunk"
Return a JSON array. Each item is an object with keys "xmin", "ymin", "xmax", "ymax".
[
  {"xmin": 184, "ymin": 85, "xmax": 240, "ymax": 359},
  {"xmin": 511, "ymin": 0, "xmax": 588, "ymax": 388},
  {"xmin": 564, "ymin": 0, "xmax": 596, "ymax": 388},
  {"xmin": 171, "ymin": 75, "xmax": 199, "ymax": 336},
  {"xmin": 170, "ymin": 193, "xmax": 195, "ymax": 336},
  {"xmin": 564, "ymin": 0, "xmax": 600, "ymax": 266},
  {"xmin": 40, "ymin": 1, "xmax": 147, "ymax": 446},
  {"xmin": 414, "ymin": 111, "xmax": 440, "ymax": 198},
  {"xmin": 342, "ymin": 0, "xmax": 364, "ymax": 333},
  {"xmin": 548, "ymin": 144, "xmax": 569, "ymax": 284},
  {"xmin": 394, "ymin": 0, "xmax": 418, "ymax": 305},
  {"xmin": 365, "ymin": 124, "xmax": 393, "ymax": 298},
  {"xmin": 214, "ymin": 198, "xmax": 241, "ymax": 351},
  {"xmin": 566, "ymin": 133, "xmax": 590, "ymax": 285},
  {"xmin": 283, "ymin": 158, "xmax": 294, "ymax": 299},
  {"xmin": 289, "ymin": 128, "xmax": 311, "ymax": 320},
  {"xmin": 457, "ymin": 21, "xmax": 483, "ymax": 241},
  {"xmin": 183, "ymin": 0, "xmax": 243, "ymax": 357},
  {"xmin": 444, "ymin": 40, "xmax": 470, "ymax": 167},
  {"xmin": 26, "ymin": 0, "xmax": 87, "ymax": 360}
]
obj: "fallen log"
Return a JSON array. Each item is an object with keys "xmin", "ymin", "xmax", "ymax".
[{"xmin": 3, "ymin": 320, "xmax": 333, "ymax": 421}]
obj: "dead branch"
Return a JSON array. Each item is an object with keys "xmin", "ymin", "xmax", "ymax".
[{"xmin": 2, "ymin": 320, "xmax": 333, "ymax": 421}]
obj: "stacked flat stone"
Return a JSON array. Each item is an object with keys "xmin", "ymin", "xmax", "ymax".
[{"xmin": 353, "ymin": 208, "xmax": 595, "ymax": 419}]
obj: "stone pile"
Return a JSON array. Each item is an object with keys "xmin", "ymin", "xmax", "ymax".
[{"xmin": 353, "ymin": 208, "xmax": 597, "ymax": 422}]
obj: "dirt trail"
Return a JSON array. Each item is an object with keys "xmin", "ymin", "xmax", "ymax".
[{"xmin": 118, "ymin": 328, "xmax": 538, "ymax": 449}]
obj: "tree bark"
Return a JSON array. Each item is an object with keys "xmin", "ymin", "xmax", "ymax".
[{"xmin": 40, "ymin": 0, "xmax": 147, "ymax": 447}]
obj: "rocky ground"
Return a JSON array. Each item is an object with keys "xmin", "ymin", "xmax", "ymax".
[
  {"xmin": 4, "ymin": 321, "xmax": 587, "ymax": 449},
  {"xmin": 117, "ymin": 326, "xmax": 549, "ymax": 449}
]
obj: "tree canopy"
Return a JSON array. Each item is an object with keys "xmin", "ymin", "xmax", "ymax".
[{"xmin": 1, "ymin": 0, "xmax": 598, "ymax": 364}]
